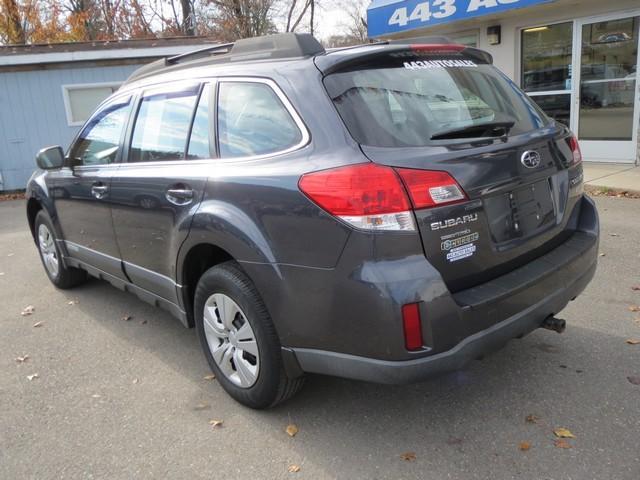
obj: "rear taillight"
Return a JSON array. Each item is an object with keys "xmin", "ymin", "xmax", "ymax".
[
  {"xmin": 569, "ymin": 135, "xmax": 582, "ymax": 165},
  {"xmin": 396, "ymin": 168, "xmax": 467, "ymax": 209},
  {"xmin": 402, "ymin": 303, "xmax": 423, "ymax": 351},
  {"xmin": 298, "ymin": 163, "xmax": 415, "ymax": 231},
  {"xmin": 299, "ymin": 163, "xmax": 467, "ymax": 231}
]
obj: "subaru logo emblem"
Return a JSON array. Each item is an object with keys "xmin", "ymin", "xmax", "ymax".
[{"xmin": 521, "ymin": 150, "xmax": 541, "ymax": 169}]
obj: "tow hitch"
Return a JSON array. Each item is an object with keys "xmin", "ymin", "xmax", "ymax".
[{"xmin": 541, "ymin": 315, "xmax": 566, "ymax": 334}]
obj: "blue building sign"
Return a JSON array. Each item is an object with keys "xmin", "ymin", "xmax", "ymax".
[{"xmin": 367, "ymin": 0, "xmax": 556, "ymax": 37}]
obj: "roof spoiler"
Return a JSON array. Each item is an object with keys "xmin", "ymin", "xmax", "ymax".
[{"xmin": 315, "ymin": 41, "xmax": 493, "ymax": 75}]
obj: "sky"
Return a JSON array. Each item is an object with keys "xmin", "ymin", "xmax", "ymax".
[{"xmin": 314, "ymin": 4, "xmax": 351, "ymax": 40}]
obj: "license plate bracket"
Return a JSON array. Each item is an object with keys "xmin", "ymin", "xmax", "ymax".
[{"xmin": 484, "ymin": 179, "xmax": 556, "ymax": 243}]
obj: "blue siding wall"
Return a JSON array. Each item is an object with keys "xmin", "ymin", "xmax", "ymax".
[{"xmin": 0, "ymin": 63, "xmax": 141, "ymax": 191}]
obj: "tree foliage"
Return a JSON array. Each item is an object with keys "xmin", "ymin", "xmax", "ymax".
[{"xmin": 0, "ymin": 0, "xmax": 364, "ymax": 45}]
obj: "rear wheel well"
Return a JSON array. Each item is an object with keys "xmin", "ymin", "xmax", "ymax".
[
  {"xmin": 182, "ymin": 244, "xmax": 234, "ymax": 327},
  {"xmin": 26, "ymin": 198, "xmax": 43, "ymax": 241}
]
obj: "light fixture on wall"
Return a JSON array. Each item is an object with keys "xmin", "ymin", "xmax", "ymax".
[
  {"xmin": 524, "ymin": 26, "xmax": 549, "ymax": 33},
  {"xmin": 487, "ymin": 25, "xmax": 501, "ymax": 45}
]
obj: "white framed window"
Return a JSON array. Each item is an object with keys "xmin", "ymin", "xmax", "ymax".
[
  {"xmin": 62, "ymin": 82, "xmax": 122, "ymax": 127},
  {"xmin": 449, "ymin": 30, "xmax": 480, "ymax": 48}
]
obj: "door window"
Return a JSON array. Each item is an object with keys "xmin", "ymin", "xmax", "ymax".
[
  {"xmin": 129, "ymin": 86, "xmax": 199, "ymax": 163},
  {"xmin": 217, "ymin": 82, "xmax": 302, "ymax": 158},
  {"xmin": 186, "ymin": 85, "xmax": 212, "ymax": 160},
  {"xmin": 69, "ymin": 96, "xmax": 132, "ymax": 167}
]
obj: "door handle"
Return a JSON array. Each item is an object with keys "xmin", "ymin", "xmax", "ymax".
[
  {"xmin": 166, "ymin": 187, "xmax": 193, "ymax": 205},
  {"xmin": 91, "ymin": 183, "xmax": 109, "ymax": 199}
]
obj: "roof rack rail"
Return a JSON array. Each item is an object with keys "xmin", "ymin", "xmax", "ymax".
[
  {"xmin": 125, "ymin": 33, "xmax": 326, "ymax": 85},
  {"xmin": 166, "ymin": 42, "xmax": 234, "ymax": 65}
]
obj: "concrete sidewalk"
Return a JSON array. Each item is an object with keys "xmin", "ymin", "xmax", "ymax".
[{"xmin": 583, "ymin": 162, "xmax": 640, "ymax": 194}]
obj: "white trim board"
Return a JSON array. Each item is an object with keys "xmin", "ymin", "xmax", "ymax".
[{"xmin": 0, "ymin": 45, "xmax": 205, "ymax": 67}]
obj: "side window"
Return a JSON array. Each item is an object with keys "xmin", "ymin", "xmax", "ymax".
[
  {"xmin": 217, "ymin": 82, "xmax": 302, "ymax": 158},
  {"xmin": 186, "ymin": 85, "xmax": 212, "ymax": 160},
  {"xmin": 129, "ymin": 86, "xmax": 199, "ymax": 163},
  {"xmin": 69, "ymin": 96, "xmax": 131, "ymax": 167}
]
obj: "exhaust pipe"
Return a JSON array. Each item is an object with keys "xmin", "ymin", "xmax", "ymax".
[{"xmin": 541, "ymin": 315, "xmax": 566, "ymax": 334}]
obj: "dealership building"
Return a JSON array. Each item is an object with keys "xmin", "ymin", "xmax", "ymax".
[{"xmin": 367, "ymin": 0, "xmax": 640, "ymax": 165}]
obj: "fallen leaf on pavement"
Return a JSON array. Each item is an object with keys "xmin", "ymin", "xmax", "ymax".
[
  {"xmin": 209, "ymin": 419, "xmax": 223, "ymax": 428},
  {"xmin": 285, "ymin": 424, "xmax": 299, "ymax": 437},
  {"xmin": 193, "ymin": 403, "xmax": 210, "ymax": 411},
  {"xmin": 609, "ymin": 233, "xmax": 619, "ymax": 237},
  {"xmin": 15, "ymin": 355, "xmax": 30, "ymax": 363},
  {"xmin": 629, "ymin": 306, "xmax": 640, "ymax": 313},
  {"xmin": 400, "ymin": 452, "xmax": 416, "ymax": 462},
  {"xmin": 121, "ymin": 315, "xmax": 133, "ymax": 321},
  {"xmin": 554, "ymin": 439, "xmax": 572, "ymax": 449},
  {"xmin": 553, "ymin": 428, "xmax": 575, "ymax": 439},
  {"xmin": 627, "ymin": 376, "xmax": 640, "ymax": 386},
  {"xmin": 132, "ymin": 378, "xmax": 139, "ymax": 384},
  {"xmin": 203, "ymin": 374, "xmax": 216, "ymax": 381},
  {"xmin": 32, "ymin": 321, "xmax": 43, "ymax": 328},
  {"xmin": 21, "ymin": 305, "xmax": 35, "ymax": 316},
  {"xmin": 626, "ymin": 339, "xmax": 640, "ymax": 345},
  {"xmin": 27, "ymin": 373, "xmax": 39, "ymax": 381},
  {"xmin": 519, "ymin": 442, "xmax": 531, "ymax": 451},
  {"xmin": 631, "ymin": 286, "xmax": 640, "ymax": 291},
  {"xmin": 288, "ymin": 465, "xmax": 301, "ymax": 473},
  {"xmin": 599, "ymin": 253, "xmax": 606, "ymax": 257},
  {"xmin": 525, "ymin": 414, "xmax": 539, "ymax": 424}
]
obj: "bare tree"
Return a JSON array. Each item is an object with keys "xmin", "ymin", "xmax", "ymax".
[
  {"xmin": 180, "ymin": 0, "xmax": 195, "ymax": 35},
  {"xmin": 207, "ymin": 0, "xmax": 277, "ymax": 41},
  {"xmin": 341, "ymin": 0, "xmax": 367, "ymax": 43},
  {"xmin": 283, "ymin": 0, "xmax": 318, "ymax": 35}
]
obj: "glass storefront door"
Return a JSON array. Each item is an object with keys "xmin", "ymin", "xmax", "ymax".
[
  {"xmin": 522, "ymin": 22, "xmax": 574, "ymax": 127},
  {"xmin": 576, "ymin": 15, "xmax": 639, "ymax": 162},
  {"xmin": 522, "ymin": 13, "xmax": 640, "ymax": 163}
]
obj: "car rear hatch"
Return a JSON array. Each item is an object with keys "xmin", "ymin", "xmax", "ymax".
[{"xmin": 318, "ymin": 43, "xmax": 585, "ymax": 292}]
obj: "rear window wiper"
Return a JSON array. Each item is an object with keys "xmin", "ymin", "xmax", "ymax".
[{"xmin": 430, "ymin": 120, "xmax": 515, "ymax": 140}]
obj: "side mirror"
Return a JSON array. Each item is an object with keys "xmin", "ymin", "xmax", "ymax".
[{"xmin": 36, "ymin": 146, "xmax": 65, "ymax": 170}]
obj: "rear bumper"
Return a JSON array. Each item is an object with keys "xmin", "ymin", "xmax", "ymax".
[
  {"xmin": 289, "ymin": 195, "xmax": 599, "ymax": 383},
  {"xmin": 291, "ymin": 258, "xmax": 595, "ymax": 383}
]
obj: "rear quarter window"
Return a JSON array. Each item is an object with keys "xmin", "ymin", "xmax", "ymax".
[
  {"xmin": 217, "ymin": 82, "xmax": 303, "ymax": 158},
  {"xmin": 324, "ymin": 55, "xmax": 548, "ymax": 147}
]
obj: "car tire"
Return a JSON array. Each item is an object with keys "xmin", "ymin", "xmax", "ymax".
[
  {"xmin": 34, "ymin": 210, "xmax": 87, "ymax": 289},
  {"xmin": 194, "ymin": 261, "xmax": 304, "ymax": 409}
]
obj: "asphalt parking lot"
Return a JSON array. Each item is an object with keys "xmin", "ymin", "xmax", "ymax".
[{"xmin": 1, "ymin": 195, "xmax": 639, "ymax": 480}]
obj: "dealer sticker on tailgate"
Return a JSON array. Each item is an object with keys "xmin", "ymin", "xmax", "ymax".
[
  {"xmin": 446, "ymin": 244, "xmax": 477, "ymax": 262},
  {"xmin": 441, "ymin": 231, "xmax": 479, "ymax": 263}
]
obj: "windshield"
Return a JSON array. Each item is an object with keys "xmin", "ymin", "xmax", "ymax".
[{"xmin": 324, "ymin": 59, "xmax": 548, "ymax": 147}]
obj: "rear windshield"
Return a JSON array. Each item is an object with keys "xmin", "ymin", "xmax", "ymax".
[{"xmin": 324, "ymin": 55, "xmax": 548, "ymax": 147}]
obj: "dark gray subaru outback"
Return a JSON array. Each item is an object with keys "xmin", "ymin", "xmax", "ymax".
[{"xmin": 26, "ymin": 33, "xmax": 598, "ymax": 408}]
